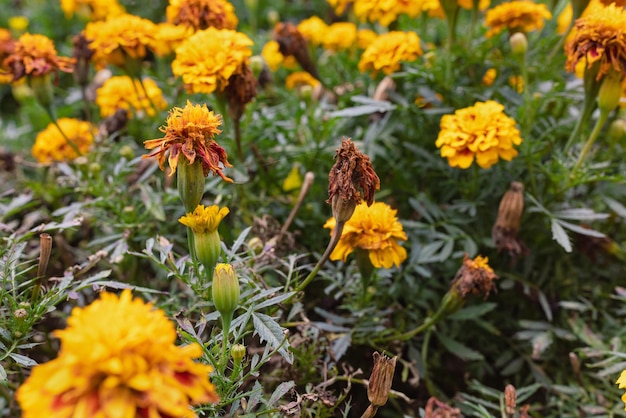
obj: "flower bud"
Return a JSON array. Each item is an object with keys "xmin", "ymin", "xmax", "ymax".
[
  {"xmin": 249, "ymin": 55, "xmax": 264, "ymax": 79},
  {"xmin": 179, "ymin": 205, "xmax": 229, "ymax": 274},
  {"xmin": 119, "ymin": 145, "xmax": 135, "ymax": 160},
  {"xmin": 195, "ymin": 229, "xmax": 222, "ymax": 275},
  {"xmin": 212, "ymin": 263, "xmax": 240, "ymax": 317},
  {"xmin": 247, "ymin": 237, "xmax": 264, "ymax": 254},
  {"xmin": 28, "ymin": 73, "xmax": 54, "ymax": 109},
  {"xmin": 509, "ymin": 32, "xmax": 528, "ymax": 60},
  {"xmin": 177, "ymin": 157, "xmax": 205, "ymax": 213},
  {"xmin": 367, "ymin": 352, "xmax": 397, "ymax": 407},
  {"xmin": 598, "ymin": 71, "xmax": 623, "ymax": 113},
  {"xmin": 231, "ymin": 344, "xmax": 246, "ymax": 363},
  {"xmin": 608, "ymin": 119, "xmax": 626, "ymax": 144}
]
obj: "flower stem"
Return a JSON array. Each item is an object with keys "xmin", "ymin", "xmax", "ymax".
[
  {"xmin": 219, "ymin": 311, "xmax": 233, "ymax": 375},
  {"xmin": 572, "ymin": 107, "xmax": 610, "ymax": 174},
  {"xmin": 564, "ymin": 95, "xmax": 596, "ymax": 152}
]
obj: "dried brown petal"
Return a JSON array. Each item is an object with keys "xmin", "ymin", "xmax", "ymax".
[
  {"xmin": 225, "ymin": 63, "xmax": 258, "ymax": 121},
  {"xmin": 367, "ymin": 352, "xmax": 396, "ymax": 407},
  {"xmin": 492, "ymin": 181, "xmax": 527, "ymax": 258},
  {"xmin": 504, "ymin": 384, "xmax": 516, "ymax": 416},
  {"xmin": 424, "ymin": 397, "xmax": 462, "ymax": 418},
  {"xmin": 450, "ymin": 254, "xmax": 499, "ymax": 299}
]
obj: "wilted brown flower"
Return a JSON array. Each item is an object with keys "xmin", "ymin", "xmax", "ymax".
[
  {"xmin": 492, "ymin": 181, "xmax": 527, "ymax": 258},
  {"xmin": 273, "ymin": 22, "xmax": 320, "ymax": 81},
  {"xmin": 72, "ymin": 33, "xmax": 94, "ymax": 87},
  {"xmin": 327, "ymin": 137, "xmax": 380, "ymax": 223},
  {"xmin": 424, "ymin": 397, "xmax": 461, "ymax": 418},
  {"xmin": 361, "ymin": 352, "xmax": 397, "ymax": 417},
  {"xmin": 4, "ymin": 33, "xmax": 74, "ymax": 81},
  {"xmin": 504, "ymin": 384, "xmax": 516, "ymax": 416},
  {"xmin": 451, "ymin": 254, "xmax": 499, "ymax": 299},
  {"xmin": 224, "ymin": 63, "xmax": 257, "ymax": 121},
  {"xmin": 166, "ymin": 0, "xmax": 238, "ymax": 31}
]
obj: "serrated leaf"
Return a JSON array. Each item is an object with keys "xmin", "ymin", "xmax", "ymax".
[
  {"xmin": 254, "ymin": 292, "xmax": 296, "ymax": 310},
  {"xmin": 437, "ymin": 333, "xmax": 484, "ymax": 361},
  {"xmin": 9, "ymin": 353, "xmax": 37, "ymax": 367},
  {"xmin": 246, "ymin": 381, "xmax": 263, "ymax": 411},
  {"xmin": 557, "ymin": 220, "xmax": 605, "ymax": 238},
  {"xmin": 551, "ymin": 219, "xmax": 572, "ymax": 252},
  {"xmin": 267, "ymin": 381, "xmax": 295, "ymax": 407},
  {"xmin": 252, "ymin": 312, "xmax": 292, "ymax": 364}
]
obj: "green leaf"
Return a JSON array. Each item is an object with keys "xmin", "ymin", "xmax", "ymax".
[
  {"xmin": 551, "ymin": 219, "xmax": 572, "ymax": 252},
  {"xmin": 139, "ymin": 184, "xmax": 165, "ymax": 222},
  {"xmin": 267, "ymin": 380, "xmax": 295, "ymax": 407},
  {"xmin": 437, "ymin": 333, "xmax": 484, "ymax": 361},
  {"xmin": 605, "ymin": 197, "xmax": 626, "ymax": 218},
  {"xmin": 449, "ymin": 303, "xmax": 497, "ymax": 320},
  {"xmin": 9, "ymin": 353, "xmax": 37, "ymax": 367},
  {"xmin": 0, "ymin": 364, "xmax": 6, "ymax": 382},
  {"xmin": 251, "ymin": 312, "xmax": 293, "ymax": 364}
]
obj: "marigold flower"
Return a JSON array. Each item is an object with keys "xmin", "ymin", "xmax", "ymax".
[
  {"xmin": 172, "ymin": 27, "xmax": 253, "ymax": 94},
  {"xmin": 15, "ymin": 290, "xmax": 219, "ymax": 418},
  {"xmin": 144, "ymin": 101, "xmax": 232, "ymax": 181},
  {"xmin": 153, "ymin": 22, "xmax": 195, "ymax": 57},
  {"xmin": 166, "ymin": 0, "xmax": 238, "ymax": 30},
  {"xmin": 261, "ymin": 40, "xmax": 297, "ymax": 71},
  {"xmin": 509, "ymin": 74, "xmax": 524, "ymax": 92},
  {"xmin": 484, "ymin": 0, "xmax": 552, "ymax": 38},
  {"xmin": 297, "ymin": 16, "xmax": 329, "ymax": 46},
  {"xmin": 353, "ymin": 0, "xmax": 423, "ymax": 26},
  {"xmin": 32, "ymin": 118, "xmax": 95, "ymax": 163},
  {"xmin": 327, "ymin": 0, "xmax": 354, "ymax": 14},
  {"xmin": 323, "ymin": 22, "xmax": 358, "ymax": 52},
  {"xmin": 286, "ymin": 71, "xmax": 321, "ymax": 90},
  {"xmin": 3, "ymin": 33, "xmax": 74, "ymax": 81},
  {"xmin": 0, "ymin": 29, "xmax": 15, "ymax": 84},
  {"xmin": 564, "ymin": 3, "xmax": 626, "ymax": 81},
  {"xmin": 60, "ymin": 0, "xmax": 126, "ymax": 20},
  {"xmin": 324, "ymin": 201, "xmax": 406, "ymax": 269},
  {"xmin": 557, "ymin": 3, "xmax": 573, "ymax": 34},
  {"xmin": 357, "ymin": 29, "xmax": 378, "ymax": 49},
  {"xmin": 435, "ymin": 100, "xmax": 523, "ymax": 169},
  {"xmin": 458, "ymin": 0, "xmax": 490, "ymax": 10},
  {"xmin": 84, "ymin": 14, "xmax": 158, "ymax": 69},
  {"xmin": 96, "ymin": 76, "xmax": 168, "ymax": 119},
  {"xmin": 358, "ymin": 31, "xmax": 423, "ymax": 76},
  {"xmin": 450, "ymin": 254, "xmax": 499, "ymax": 298},
  {"xmin": 180, "ymin": 205, "xmax": 229, "ymax": 271},
  {"xmin": 483, "ymin": 68, "xmax": 497, "ymax": 86}
]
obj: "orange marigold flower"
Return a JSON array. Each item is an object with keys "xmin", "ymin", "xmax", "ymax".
[
  {"xmin": 16, "ymin": 290, "xmax": 219, "ymax": 418},
  {"xmin": 323, "ymin": 22, "xmax": 358, "ymax": 52},
  {"xmin": 565, "ymin": 2, "xmax": 626, "ymax": 81},
  {"xmin": 3, "ymin": 33, "xmax": 74, "ymax": 81},
  {"xmin": 166, "ymin": 0, "xmax": 238, "ymax": 31},
  {"xmin": 450, "ymin": 254, "xmax": 499, "ymax": 299},
  {"xmin": 324, "ymin": 201, "xmax": 407, "ymax": 269},
  {"xmin": 353, "ymin": 0, "xmax": 424, "ymax": 26},
  {"xmin": 144, "ymin": 101, "xmax": 233, "ymax": 181},
  {"xmin": 483, "ymin": 68, "xmax": 497, "ymax": 86},
  {"xmin": 32, "ymin": 118, "xmax": 95, "ymax": 163},
  {"xmin": 96, "ymin": 76, "xmax": 168, "ymax": 118},
  {"xmin": 153, "ymin": 22, "xmax": 194, "ymax": 56},
  {"xmin": 0, "ymin": 29, "xmax": 15, "ymax": 83},
  {"xmin": 84, "ymin": 13, "xmax": 158, "ymax": 68},
  {"xmin": 435, "ymin": 100, "xmax": 522, "ymax": 169},
  {"xmin": 297, "ymin": 16, "xmax": 329, "ymax": 46},
  {"xmin": 172, "ymin": 27, "xmax": 253, "ymax": 94},
  {"xmin": 358, "ymin": 31, "xmax": 423, "ymax": 76},
  {"xmin": 60, "ymin": 0, "xmax": 126, "ymax": 20},
  {"xmin": 484, "ymin": 0, "xmax": 552, "ymax": 38},
  {"xmin": 509, "ymin": 74, "xmax": 524, "ymax": 92}
]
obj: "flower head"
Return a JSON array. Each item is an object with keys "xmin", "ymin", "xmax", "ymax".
[
  {"xmin": 353, "ymin": 0, "xmax": 423, "ymax": 26},
  {"xmin": 261, "ymin": 40, "xmax": 297, "ymax": 71},
  {"xmin": 84, "ymin": 14, "xmax": 158, "ymax": 68},
  {"xmin": 458, "ymin": 0, "xmax": 490, "ymax": 10},
  {"xmin": 179, "ymin": 204, "xmax": 229, "ymax": 233},
  {"xmin": 323, "ymin": 22, "xmax": 358, "ymax": 52},
  {"xmin": 60, "ymin": 0, "xmax": 126, "ymax": 20},
  {"xmin": 492, "ymin": 181, "xmax": 527, "ymax": 257},
  {"xmin": 483, "ymin": 68, "xmax": 497, "ymax": 86},
  {"xmin": 166, "ymin": 0, "xmax": 238, "ymax": 30},
  {"xmin": 32, "ymin": 118, "xmax": 95, "ymax": 163},
  {"xmin": 357, "ymin": 29, "xmax": 378, "ymax": 49},
  {"xmin": 324, "ymin": 201, "xmax": 407, "ymax": 269},
  {"xmin": 285, "ymin": 71, "xmax": 321, "ymax": 90},
  {"xmin": 450, "ymin": 255, "xmax": 498, "ymax": 298},
  {"xmin": 297, "ymin": 16, "xmax": 329, "ymax": 46},
  {"xmin": 435, "ymin": 100, "xmax": 523, "ymax": 169},
  {"xmin": 96, "ymin": 76, "xmax": 168, "ymax": 119},
  {"xmin": 172, "ymin": 27, "xmax": 253, "ymax": 94},
  {"xmin": 274, "ymin": 22, "xmax": 320, "ymax": 80},
  {"xmin": 144, "ymin": 101, "xmax": 232, "ymax": 180},
  {"xmin": 565, "ymin": 3, "xmax": 626, "ymax": 81},
  {"xmin": 327, "ymin": 0, "xmax": 354, "ymax": 15},
  {"xmin": 484, "ymin": 0, "xmax": 552, "ymax": 38},
  {"xmin": 16, "ymin": 290, "xmax": 219, "ymax": 418},
  {"xmin": 616, "ymin": 370, "xmax": 626, "ymax": 409},
  {"xmin": 0, "ymin": 29, "xmax": 15, "ymax": 84},
  {"xmin": 358, "ymin": 31, "xmax": 423, "ymax": 77},
  {"xmin": 3, "ymin": 33, "xmax": 74, "ymax": 81},
  {"xmin": 153, "ymin": 23, "xmax": 195, "ymax": 56}
]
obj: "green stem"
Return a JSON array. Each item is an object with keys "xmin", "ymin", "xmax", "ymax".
[
  {"xmin": 219, "ymin": 311, "xmax": 233, "ymax": 375},
  {"xmin": 564, "ymin": 95, "xmax": 596, "ymax": 152},
  {"xmin": 443, "ymin": 5, "xmax": 460, "ymax": 87},
  {"xmin": 43, "ymin": 106, "xmax": 82, "ymax": 156},
  {"xmin": 572, "ymin": 108, "xmax": 610, "ymax": 174},
  {"xmin": 380, "ymin": 305, "xmax": 448, "ymax": 343}
]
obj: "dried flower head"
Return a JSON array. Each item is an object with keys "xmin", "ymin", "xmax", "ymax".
[
  {"xmin": 261, "ymin": 40, "xmax": 297, "ymax": 71},
  {"xmin": 492, "ymin": 181, "xmax": 527, "ymax": 257},
  {"xmin": 172, "ymin": 27, "xmax": 253, "ymax": 94},
  {"xmin": 424, "ymin": 397, "xmax": 462, "ymax": 418},
  {"xmin": 451, "ymin": 254, "xmax": 499, "ymax": 299},
  {"xmin": 166, "ymin": 0, "xmax": 238, "ymax": 31},
  {"xmin": 274, "ymin": 22, "xmax": 320, "ymax": 80},
  {"xmin": 84, "ymin": 14, "xmax": 158, "ymax": 69},
  {"xmin": 565, "ymin": 2, "xmax": 626, "ymax": 81},
  {"xmin": 435, "ymin": 100, "xmax": 522, "ymax": 169},
  {"xmin": 224, "ymin": 63, "xmax": 258, "ymax": 120},
  {"xmin": 143, "ymin": 101, "xmax": 232, "ymax": 181},
  {"xmin": 32, "ymin": 118, "xmax": 95, "ymax": 163},
  {"xmin": 16, "ymin": 290, "xmax": 219, "ymax": 417},
  {"xmin": 484, "ymin": 0, "xmax": 552, "ymax": 38},
  {"xmin": 505, "ymin": 385, "xmax": 517, "ymax": 416},
  {"xmin": 71, "ymin": 33, "xmax": 94, "ymax": 87},
  {"xmin": 60, "ymin": 0, "xmax": 126, "ymax": 20},
  {"xmin": 96, "ymin": 76, "xmax": 168, "ymax": 119},
  {"xmin": 367, "ymin": 352, "xmax": 397, "ymax": 408},
  {"xmin": 358, "ymin": 31, "xmax": 423, "ymax": 77},
  {"xmin": 3, "ymin": 33, "xmax": 74, "ymax": 81},
  {"xmin": 324, "ymin": 201, "xmax": 407, "ymax": 268}
]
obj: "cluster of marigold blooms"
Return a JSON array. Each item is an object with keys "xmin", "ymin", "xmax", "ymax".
[{"xmin": 2, "ymin": 0, "xmax": 626, "ymax": 414}]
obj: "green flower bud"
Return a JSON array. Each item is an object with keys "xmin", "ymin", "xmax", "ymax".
[
  {"xmin": 119, "ymin": 145, "xmax": 135, "ymax": 160},
  {"xmin": 247, "ymin": 237, "xmax": 264, "ymax": 254},
  {"xmin": 597, "ymin": 71, "xmax": 623, "ymax": 113},
  {"xmin": 28, "ymin": 73, "xmax": 54, "ymax": 109},
  {"xmin": 509, "ymin": 32, "xmax": 528, "ymax": 60},
  {"xmin": 231, "ymin": 344, "xmax": 246, "ymax": 362},
  {"xmin": 179, "ymin": 205, "xmax": 230, "ymax": 274},
  {"xmin": 177, "ymin": 157, "xmax": 205, "ymax": 213},
  {"xmin": 212, "ymin": 263, "xmax": 240, "ymax": 317},
  {"xmin": 608, "ymin": 119, "xmax": 626, "ymax": 144}
]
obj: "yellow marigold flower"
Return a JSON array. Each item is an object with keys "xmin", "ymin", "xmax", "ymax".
[
  {"xmin": 297, "ymin": 16, "xmax": 329, "ymax": 46},
  {"xmin": 153, "ymin": 22, "xmax": 194, "ymax": 56},
  {"xmin": 483, "ymin": 68, "xmax": 497, "ymax": 86},
  {"xmin": 60, "ymin": 0, "xmax": 125, "ymax": 20},
  {"xmin": 3, "ymin": 33, "xmax": 74, "ymax": 80},
  {"xmin": 166, "ymin": 0, "xmax": 238, "ymax": 30},
  {"xmin": 172, "ymin": 27, "xmax": 253, "ymax": 94},
  {"xmin": 96, "ymin": 76, "xmax": 168, "ymax": 119},
  {"xmin": 0, "ymin": 29, "xmax": 14, "ymax": 83},
  {"xmin": 509, "ymin": 74, "xmax": 524, "ymax": 92},
  {"xmin": 179, "ymin": 204, "xmax": 230, "ymax": 233},
  {"xmin": 484, "ymin": 0, "xmax": 552, "ymax": 38},
  {"xmin": 16, "ymin": 290, "xmax": 219, "ymax": 418},
  {"xmin": 327, "ymin": 0, "xmax": 354, "ymax": 14},
  {"xmin": 324, "ymin": 201, "xmax": 407, "ymax": 269},
  {"xmin": 565, "ymin": 3, "xmax": 626, "ymax": 81},
  {"xmin": 32, "ymin": 118, "xmax": 95, "ymax": 163},
  {"xmin": 617, "ymin": 370, "xmax": 626, "ymax": 409},
  {"xmin": 261, "ymin": 40, "xmax": 297, "ymax": 71},
  {"xmin": 358, "ymin": 31, "xmax": 423, "ymax": 76},
  {"xmin": 458, "ymin": 0, "xmax": 490, "ymax": 10},
  {"xmin": 357, "ymin": 29, "xmax": 378, "ymax": 49},
  {"xmin": 435, "ymin": 100, "xmax": 523, "ymax": 169},
  {"xmin": 84, "ymin": 13, "xmax": 158, "ymax": 68},
  {"xmin": 323, "ymin": 22, "xmax": 358, "ymax": 52},
  {"xmin": 144, "ymin": 101, "xmax": 233, "ymax": 181},
  {"xmin": 285, "ymin": 71, "xmax": 321, "ymax": 90},
  {"xmin": 557, "ymin": 3, "xmax": 572, "ymax": 34},
  {"xmin": 353, "ymin": 0, "xmax": 423, "ymax": 26}
]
